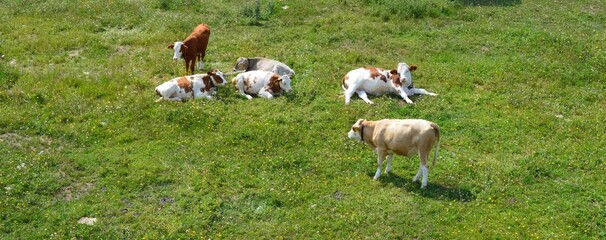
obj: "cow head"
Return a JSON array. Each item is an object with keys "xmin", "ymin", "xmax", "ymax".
[
  {"xmin": 397, "ymin": 63, "xmax": 417, "ymax": 89},
  {"xmin": 168, "ymin": 42, "xmax": 187, "ymax": 61},
  {"xmin": 208, "ymin": 68, "xmax": 227, "ymax": 86},
  {"xmin": 278, "ymin": 74, "xmax": 292, "ymax": 93},
  {"xmin": 233, "ymin": 57, "xmax": 249, "ymax": 72},
  {"xmin": 348, "ymin": 119, "xmax": 366, "ymax": 141}
]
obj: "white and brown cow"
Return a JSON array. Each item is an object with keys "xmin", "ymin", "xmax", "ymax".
[
  {"xmin": 155, "ymin": 69, "xmax": 226, "ymax": 102},
  {"xmin": 233, "ymin": 57, "xmax": 295, "ymax": 76},
  {"xmin": 168, "ymin": 23, "xmax": 211, "ymax": 74},
  {"xmin": 231, "ymin": 70, "xmax": 292, "ymax": 100},
  {"xmin": 342, "ymin": 63, "xmax": 436, "ymax": 105},
  {"xmin": 348, "ymin": 118, "xmax": 440, "ymax": 188}
]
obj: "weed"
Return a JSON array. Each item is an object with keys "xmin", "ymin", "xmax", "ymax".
[{"xmin": 0, "ymin": 64, "xmax": 19, "ymax": 90}]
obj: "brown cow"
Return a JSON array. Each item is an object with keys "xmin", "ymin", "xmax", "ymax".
[{"xmin": 168, "ymin": 23, "xmax": 211, "ymax": 74}]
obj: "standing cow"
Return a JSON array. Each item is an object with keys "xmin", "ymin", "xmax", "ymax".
[
  {"xmin": 342, "ymin": 63, "xmax": 436, "ymax": 105},
  {"xmin": 233, "ymin": 57, "xmax": 295, "ymax": 76},
  {"xmin": 155, "ymin": 69, "xmax": 227, "ymax": 102},
  {"xmin": 168, "ymin": 23, "xmax": 211, "ymax": 74},
  {"xmin": 348, "ymin": 118, "xmax": 440, "ymax": 188},
  {"xmin": 231, "ymin": 70, "xmax": 292, "ymax": 100}
]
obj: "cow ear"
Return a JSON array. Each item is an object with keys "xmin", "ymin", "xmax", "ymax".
[
  {"xmin": 409, "ymin": 65, "xmax": 417, "ymax": 71},
  {"xmin": 352, "ymin": 126, "xmax": 360, "ymax": 132},
  {"xmin": 390, "ymin": 69, "xmax": 398, "ymax": 75},
  {"xmin": 207, "ymin": 71, "xmax": 213, "ymax": 75},
  {"xmin": 167, "ymin": 44, "xmax": 174, "ymax": 49}
]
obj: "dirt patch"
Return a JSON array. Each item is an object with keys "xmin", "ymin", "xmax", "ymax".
[
  {"xmin": 0, "ymin": 133, "xmax": 63, "ymax": 153},
  {"xmin": 57, "ymin": 182, "xmax": 95, "ymax": 201}
]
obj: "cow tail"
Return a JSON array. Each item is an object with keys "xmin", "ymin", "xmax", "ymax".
[{"xmin": 430, "ymin": 123, "xmax": 440, "ymax": 167}]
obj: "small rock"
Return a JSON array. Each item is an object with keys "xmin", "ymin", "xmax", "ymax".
[
  {"xmin": 334, "ymin": 191, "xmax": 343, "ymax": 200},
  {"xmin": 16, "ymin": 162, "xmax": 26, "ymax": 170},
  {"xmin": 77, "ymin": 217, "xmax": 97, "ymax": 225},
  {"xmin": 282, "ymin": 5, "xmax": 289, "ymax": 10},
  {"xmin": 159, "ymin": 197, "xmax": 174, "ymax": 206}
]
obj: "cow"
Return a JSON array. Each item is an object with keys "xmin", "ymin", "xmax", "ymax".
[
  {"xmin": 231, "ymin": 70, "xmax": 292, "ymax": 100},
  {"xmin": 168, "ymin": 23, "xmax": 211, "ymax": 74},
  {"xmin": 342, "ymin": 63, "xmax": 436, "ymax": 105},
  {"xmin": 155, "ymin": 69, "xmax": 227, "ymax": 102},
  {"xmin": 233, "ymin": 57, "xmax": 295, "ymax": 76},
  {"xmin": 347, "ymin": 118, "xmax": 440, "ymax": 188}
]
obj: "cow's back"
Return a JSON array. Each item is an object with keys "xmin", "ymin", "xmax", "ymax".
[
  {"xmin": 248, "ymin": 58, "xmax": 294, "ymax": 75},
  {"xmin": 192, "ymin": 24, "xmax": 210, "ymax": 52},
  {"xmin": 345, "ymin": 68, "xmax": 394, "ymax": 95},
  {"xmin": 373, "ymin": 119, "xmax": 436, "ymax": 156}
]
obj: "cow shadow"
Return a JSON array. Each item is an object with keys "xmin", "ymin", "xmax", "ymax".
[
  {"xmin": 457, "ymin": 0, "xmax": 521, "ymax": 6},
  {"xmin": 371, "ymin": 172, "xmax": 476, "ymax": 202}
]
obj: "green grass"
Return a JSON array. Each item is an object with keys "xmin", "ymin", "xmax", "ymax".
[{"xmin": 1, "ymin": 0, "xmax": 605, "ymax": 238}]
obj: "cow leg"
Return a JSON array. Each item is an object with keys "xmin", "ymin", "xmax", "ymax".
[
  {"xmin": 197, "ymin": 53, "xmax": 204, "ymax": 70},
  {"xmin": 344, "ymin": 86, "xmax": 358, "ymax": 105},
  {"xmin": 355, "ymin": 90, "xmax": 374, "ymax": 105},
  {"xmin": 235, "ymin": 80, "xmax": 254, "ymax": 100},
  {"xmin": 411, "ymin": 87, "xmax": 437, "ymax": 96},
  {"xmin": 194, "ymin": 91, "xmax": 212, "ymax": 100},
  {"xmin": 373, "ymin": 150, "xmax": 386, "ymax": 180},
  {"xmin": 418, "ymin": 151, "xmax": 430, "ymax": 188},
  {"xmin": 167, "ymin": 97, "xmax": 182, "ymax": 102},
  {"xmin": 397, "ymin": 89, "xmax": 414, "ymax": 104},
  {"xmin": 413, "ymin": 166, "xmax": 422, "ymax": 182},
  {"xmin": 385, "ymin": 154, "xmax": 393, "ymax": 173},
  {"xmin": 185, "ymin": 60, "xmax": 191, "ymax": 74},
  {"xmin": 257, "ymin": 90, "xmax": 274, "ymax": 100},
  {"xmin": 190, "ymin": 59, "xmax": 196, "ymax": 73},
  {"xmin": 240, "ymin": 91, "xmax": 253, "ymax": 100},
  {"xmin": 238, "ymin": 89, "xmax": 253, "ymax": 100}
]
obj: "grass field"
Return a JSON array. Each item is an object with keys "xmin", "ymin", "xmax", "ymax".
[{"xmin": 1, "ymin": 0, "xmax": 605, "ymax": 238}]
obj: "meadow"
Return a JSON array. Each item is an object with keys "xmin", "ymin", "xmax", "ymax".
[{"xmin": 1, "ymin": 0, "xmax": 605, "ymax": 238}]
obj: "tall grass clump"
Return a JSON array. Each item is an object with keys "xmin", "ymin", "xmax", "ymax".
[
  {"xmin": 363, "ymin": 0, "xmax": 457, "ymax": 20},
  {"xmin": 0, "ymin": 64, "xmax": 19, "ymax": 90},
  {"xmin": 154, "ymin": 0, "xmax": 204, "ymax": 11},
  {"xmin": 240, "ymin": 0, "xmax": 278, "ymax": 25}
]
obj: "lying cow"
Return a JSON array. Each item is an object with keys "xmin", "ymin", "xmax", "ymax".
[
  {"xmin": 168, "ymin": 23, "xmax": 211, "ymax": 74},
  {"xmin": 342, "ymin": 63, "xmax": 436, "ymax": 105},
  {"xmin": 348, "ymin": 118, "xmax": 440, "ymax": 188},
  {"xmin": 233, "ymin": 57, "xmax": 295, "ymax": 76},
  {"xmin": 155, "ymin": 69, "xmax": 226, "ymax": 102},
  {"xmin": 231, "ymin": 70, "xmax": 292, "ymax": 100}
]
